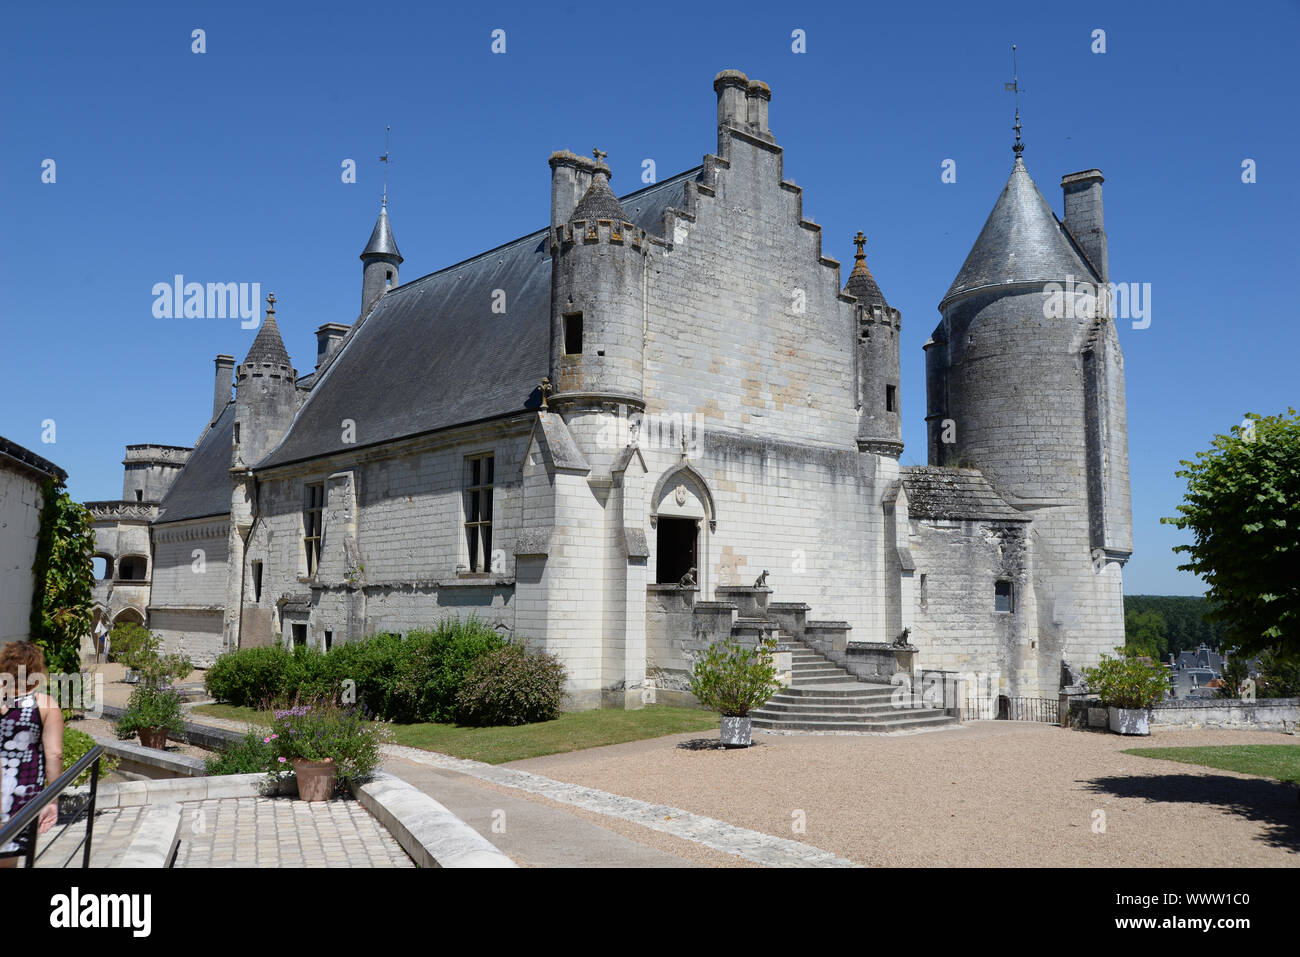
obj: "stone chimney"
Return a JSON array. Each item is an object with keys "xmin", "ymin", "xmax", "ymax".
[
  {"xmin": 1061, "ymin": 170, "xmax": 1107, "ymax": 283},
  {"xmin": 714, "ymin": 69, "xmax": 750, "ymax": 134},
  {"xmin": 745, "ymin": 80, "xmax": 772, "ymax": 140},
  {"xmin": 549, "ymin": 150, "xmax": 597, "ymax": 229},
  {"xmin": 213, "ymin": 354, "xmax": 235, "ymax": 422},
  {"xmin": 315, "ymin": 323, "xmax": 350, "ymax": 372}
]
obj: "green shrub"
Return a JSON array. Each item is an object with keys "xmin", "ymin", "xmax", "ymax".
[
  {"xmin": 1083, "ymin": 647, "xmax": 1170, "ymax": 710},
  {"xmin": 204, "ymin": 726, "xmax": 280, "ymax": 776},
  {"xmin": 109, "ymin": 622, "xmax": 157, "ymax": 671},
  {"xmin": 688, "ymin": 636, "xmax": 783, "ymax": 717},
  {"xmin": 454, "ymin": 643, "xmax": 567, "ymax": 727},
  {"xmin": 116, "ymin": 685, "xmax": 187, "ymax": 740},
  {"xmin": 204, "ymin": 645, "xmax": 293, "ymax": 706},
  {"xmin": 62, "ymin": 725, "xmax": 119, "ymax": 787},
  {"xmin": 202, "ymin": 617, "xmax": 510, "ymax": 721}
]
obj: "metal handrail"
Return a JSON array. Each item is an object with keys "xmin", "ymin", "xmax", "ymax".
[{"xmin": 0, "ymin": 745, "xmax": 104, "ymax": 869}]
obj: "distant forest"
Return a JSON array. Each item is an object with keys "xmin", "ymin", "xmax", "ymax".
[{"xmin": 1123, "ymin": 595, "xmax": 1229, "ymax": 660}]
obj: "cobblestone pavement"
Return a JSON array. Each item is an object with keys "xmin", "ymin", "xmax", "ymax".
[
  {"xmin": 174, "ymin": 796, "xmax": 413, "ymax": 868},
  {"xmin": 31, "ymin": 797, "xmax": 412, "ymax": 868},
  {"xmin": 34, "ymin": 806, "xmax": 139, "ymax": 868}
]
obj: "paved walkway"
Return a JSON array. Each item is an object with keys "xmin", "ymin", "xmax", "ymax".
[{"xmin": 33, "ymin": 796, "xmax": 412, "ymax": 868}]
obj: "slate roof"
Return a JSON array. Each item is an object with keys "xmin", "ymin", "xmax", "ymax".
[
  {"xmin": 942, "ymin": 156, "xmax": 1095, "ymax": 306},
  {"xmin": 154, "ymin": 402, "xmax": 234, "ymax": 524},
  {"xmin": 244, "ymin": 314, "xmax": 293, "ymax": 368},
  {"xmin": 0, "ymin": 435, "xmax": 66, "ymax": 483},
  {"xmin": 900, "ymin": 466, "xmax": 1028, "ymax": 522},
  {"xmin": 844, "ymin": 253, "xmax": 887, "ymax": 309},
  {"xmin": 570, "ymin": 171, "xmax": 627, "ymax": 222},
  {"xmin": 257, "ymin": 167, "xmax": 701, "ymax": 470},
  {"xmin": 361, "ymin": 204, "xmax": 402, "ymax": 262}
]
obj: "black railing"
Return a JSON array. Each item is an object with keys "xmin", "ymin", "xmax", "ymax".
[
  {"xmin": 964, "ymin": 696, "xmax": 1059, "ymax": 723},
  {"xmin": 0, "ymin": 745, "xmax": 104, "ymax": 869}
]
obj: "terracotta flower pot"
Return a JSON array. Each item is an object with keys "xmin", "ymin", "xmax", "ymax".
[
  {"xmin": 292, "ymin": 758, "xmax": 337, "ymax": 801},
  {"xmin": 137, "ymin": 727, "xmax": 168, "ymax": 750}
]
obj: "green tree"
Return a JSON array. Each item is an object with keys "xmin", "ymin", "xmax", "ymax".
[
  {"xmin": 1124, "ymin": 608, "xmax": 1169, "ymax": 658},
  {"xmin": 1162, "ymin": 409, "xmax": 1300, "ymax": 660},
  {"xmin": 29, "ymin": 480, "xmax": 96, "ymax": 676}
]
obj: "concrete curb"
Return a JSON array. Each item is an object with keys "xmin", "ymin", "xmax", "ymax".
[
  {"xmin": 84, "ymin": 772, "xmax": 286, "ymax": 809},
  {"xmin": 90, "ymin": 734, "xmax": 208, "ymax": 778},
  {"xmin": 357, "ymin": 771, "xmax": 516, "ymax": 868},
  {"xmin": 118, "ymin": 802, "xmax": 182, "ymax": 868}
]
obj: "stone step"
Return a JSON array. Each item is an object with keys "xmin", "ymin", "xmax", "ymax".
[
  {"xmin": 757, "ymin": 701, "xmax": 928, "ymax": 717},
  {"xmin": 775, "ymin": 684, "xmax": 894, "ymax": 699},
  {"xmin": 793, "ymin": 674, "xmax": 864, "ymax": 686},
  {"xmin": 752, "ymin": 713, "xmax": 957, "ymax": 733},
  {"xmin": 791, "ymin": 664, "xmax": 849, "ymax": 676}
]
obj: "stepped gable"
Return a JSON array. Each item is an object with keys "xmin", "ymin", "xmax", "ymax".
[
  {"xmin": 257, "ymin": 168, "xmax": 702, "ymax": 470},
  {"xmin": 154, "ymin": 402, "xmax": 235, "ymax": 524},
  {"xmin": 900, "ymin": 466, "xmax": 1029, "ymax": 522}
]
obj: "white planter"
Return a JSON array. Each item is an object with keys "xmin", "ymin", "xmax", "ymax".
[
  {"xmin": 1108, "ymin": 706, "xmax": 1151, "ymax": 735},
  {"xmin": 720, "ymin": 716, "xmax": 753, "ymax": 748}
]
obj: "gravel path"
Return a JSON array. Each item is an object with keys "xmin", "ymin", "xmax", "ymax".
[{"xmin": 506, "ymin": 723, "xmax": 1300, "ymax": 867}]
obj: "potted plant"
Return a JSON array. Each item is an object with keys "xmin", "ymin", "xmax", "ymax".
[
  {"xmin": 1083, "ymin": 648, "xmax": 1170, "ymax": 735},
  {"xmin": 266, "ymin": 703, "xmax": 387, "ymax": 801},
  {"xmin": 689, "ymin": 636, "xmax": 783, "ymax": 748},
  {"xmin": 115, "ymin": 684, "xmax": 186, "ymax": 749}
]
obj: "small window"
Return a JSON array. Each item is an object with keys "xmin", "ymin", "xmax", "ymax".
[
  {"xmin": 563, "ymin": 313, "xmax": 583, "ymax": 355},
  {"xmin": 134, "ymin": 489, "xmax": 143, "ymax": 502},
  {"xmin": 234, "ymin": 422, "xmax": 240, "ymax": 445},
  {"xmin": 304, "ymin": 483, "xmax": 324, "ymax": 576},
  {"xmin": 465, "ymin": 454, "xmax": 494, "ymax": 573},
  {"xmin": 885, "ymin": 384, "xmax": 897, "ymax": 413},
  {"xmin": 291, "ymin": 623, "xmax": 307, "ymax": 648},
  {"xmin": 995, "ymin": 579, "xmax": 1014, "ymax": 613},
  {"xmin": 919, "ymin": 573, "xmax": 927, "ymax": 609},
  {"xmin": 324, "ymin": 630, "xmax": 333, "ymax": 651},
  {"xmin": 252, "ymin": 561, "xmax": 263, "ymax": 603},
  {"xmin": 385, "ymin": 270, "xmax": 393, "ymax": 287},
  {"xmin": 118, "ymin": 555, "xmax": 148, "ymax": 581}
]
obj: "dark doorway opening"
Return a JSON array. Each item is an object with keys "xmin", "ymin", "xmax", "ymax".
[{"xmin": 656, "ymin": 518, "xmax": 698, "ymax": 584}]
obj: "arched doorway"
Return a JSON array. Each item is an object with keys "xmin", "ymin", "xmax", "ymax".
[{"xmin": 650, "ymin": 465, "xmax": 715, "ymax": 591}]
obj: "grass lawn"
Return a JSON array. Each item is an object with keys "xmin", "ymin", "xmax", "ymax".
[
  {"xmin": 192, "ymin": 703, "xmax": 718, "ymax": 764},
  {"xmin": 1123, "ymin": 745, "xmax": 1300, "ymax": 785}
]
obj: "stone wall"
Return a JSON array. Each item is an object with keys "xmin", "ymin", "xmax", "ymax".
[
  {"xmin": 1150, "ymin": 698, "xmax": 1299, "ymax": 732},
  {"xmin": 0, "ymin": 466, "xmax": 44, "ymax": 643},
  {"xmin": 148, "ymin": 517, "xmax": 229, "ymax": 663}
]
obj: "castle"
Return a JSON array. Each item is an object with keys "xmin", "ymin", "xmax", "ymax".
[{"xmin": 87, "ymin": 69, "xmax": 1132, "ymax": 707}]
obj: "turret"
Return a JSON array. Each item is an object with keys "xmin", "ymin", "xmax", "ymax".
[
  {"xmin": 845, "ymin": 231, "xmax": 902, "ymax": 457},
  {"xmin": 548, "ymin": 151, "xmax": 648, "ymax": 407},
  {"xmin": 233, "ymin": 294, "xmax": 297, "ymax": 469},
  {"xmin": 360, "ymin": 203, "xmax": 402, "ymax": 315}
]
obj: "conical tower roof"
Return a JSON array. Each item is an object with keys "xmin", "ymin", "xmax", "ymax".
[
  {"xmin": 243, "ymin": 295, "xmax": 293, "ymax": 368},
  {"xmin": 570, "ymin": 166, "xmax": 626, "ymax": 222},
  {"xmin": 844, "ymin": 231, "xmax": 888, "ymax": 308},
  {"xmin": 942, "ymin": 156, "xmax": 1094, "ymax": 306},
  {"xmin": 361, "ymin": 203, "xmax": 403, "ymax": 262}
]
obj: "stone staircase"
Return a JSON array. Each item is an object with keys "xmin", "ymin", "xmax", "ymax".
[{"xmin": 751, "ymin": 639, "xmax": 957, "ymax": 733}]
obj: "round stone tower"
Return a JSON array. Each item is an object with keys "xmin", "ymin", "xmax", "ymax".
[
  {"xmin": 233, "ymin": 294, "xmax": 298, "ymax": 470},
  {"xmin": 925, "ymin": 152, "xmax": 1132, "ymax": 695},
  {"xmin": 360, "ymin": 202, "xmax": 402, "ymax": 315},
  {"xmin": 844, "ymin": 231, "xmax": 902, "ymax": 457}
]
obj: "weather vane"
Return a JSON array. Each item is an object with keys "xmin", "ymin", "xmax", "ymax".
[
  {"xmin": 380, "ymin": 125, "xmax": 392, "ymax": 206},
  {"xmin": 1005, "ymin": 44, "xmax": 1024, "ymax": 155}
]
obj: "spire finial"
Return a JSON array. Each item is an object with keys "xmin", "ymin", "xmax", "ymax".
[
  {"xmin": 853, "ymin": 230, "xmax": 867, "ymax": 261},
  {"xmin": 380, "ymin": 125, "xmax": 392, "ymax": 207},
  {"xmin": 266, "ymin": 292, "xmax": 276, "ymax": 318},
  {"xmin": 592, "ymin": 148, "xmax": 607, "ymax": 162},
  {"xmin": 1006, "ymin": 43, "xmax": 1024, "ymax": 156}
]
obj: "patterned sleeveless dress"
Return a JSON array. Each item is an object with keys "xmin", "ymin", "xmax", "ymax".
[{"xmin": 0, "ymin": 693, "xmax": 45, "ymax": 857}]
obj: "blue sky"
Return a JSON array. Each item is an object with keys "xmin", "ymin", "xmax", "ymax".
[{"xmin": 2, "ymin": 0, "xmax": 1296, "ymax": 595}]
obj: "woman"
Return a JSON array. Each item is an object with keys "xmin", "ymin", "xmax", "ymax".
[{"xmin": 0, "ymin": 642, "xmax": 63, "ymax": 866}]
